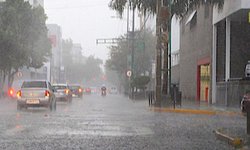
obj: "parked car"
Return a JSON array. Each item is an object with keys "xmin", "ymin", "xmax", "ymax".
[
  {"xmin": 241, "ymin": 91, "xmax": 250, "ymax": 114},
  {"xmin": 245, "ymin": 61, "xmax": 250, "ymax": 78},
  {"xmin": 52, "ymin": 84, "xmax": 72, "ymax": 103},
  {"xmin": 109, "ymin": 87, "xmax": 118, "ymax": 94},
  {"xmin": 6, "ymin": 80, "xmax": 23, "ymax": 100},
  {"xmin": 16, "ymin": 80, "xmax": 56, "ymax": 111},
  {"xmin": 84, "ymin": 87, "xmax": 91, "ymax": 94},
  {"xmin": 69, "ymin": 84, "xmax": 83, "ymax": 98},
  {"xmin": 4, "ymin": 80, "xmax": 23, "ymax": 99}
]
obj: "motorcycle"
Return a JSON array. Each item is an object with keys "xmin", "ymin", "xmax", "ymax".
[{"xmin": 101, "ymin": 90, "xmax": 106, "ymax": 96}]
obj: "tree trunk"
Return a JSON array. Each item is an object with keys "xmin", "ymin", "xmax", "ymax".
[
  {"xmin": 162, "ymin": 43, "xmax": 168, "ymax": 95},
  {"xmin": 155, "ymin": 0, "xmax": 162, "ymax": 106},
  {"xmin": 0, "ymin": 70, "xmax": 7, "ymax": 97}
]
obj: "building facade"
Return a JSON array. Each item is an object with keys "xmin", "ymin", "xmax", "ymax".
[
  {"xmin": 71, "ymin": 44, "xmax": 83, "ymax": 64},
  {"xmin": 177, "ymin": 5, "xmax": 213, "ymax": 102},
  {"xmin": 212, "ymin": 0, "xmax": 250, "ymax": 106},
  {"xmin": 47, "ymin": 24, "xmax": 63, "ymax": 84},
  {"xmin": 173, "ymin": 0, "xmax": 250, "ymax": 107}
]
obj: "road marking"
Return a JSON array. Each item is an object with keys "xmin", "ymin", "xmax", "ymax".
[{"xmin": 41, "ymin": 124, "xmax": 153, "ymax": 137}]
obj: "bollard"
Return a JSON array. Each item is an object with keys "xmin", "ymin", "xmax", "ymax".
[
  {"xmin": 246, "ymin": 101, "xmax": 250, "ymax": 135},
  {"xmin": 148, "ymin": 91, "xmax": 153, "ymax": 106}
]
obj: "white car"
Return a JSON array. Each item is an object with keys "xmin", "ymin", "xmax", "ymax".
[
  {"xmin": 110, "ymin": 87, "xmax": 118, "ymax": 94},
  {"xmin": 17, "ymin": 80, "xmax": 56, "ymax": 111},
  {"xmin": 245, "ymin": 61, "xmax": 250, "ymax": 78}
]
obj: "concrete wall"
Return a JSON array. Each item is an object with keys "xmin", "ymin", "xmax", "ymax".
[{"xmin": 179, "ymin": 5, "xmax": 213, "ymax": 100}]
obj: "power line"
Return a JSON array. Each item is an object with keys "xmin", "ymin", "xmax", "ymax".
[{"xmin": 45, "ymin": 3, "xmax": 107, "ymax": 10}]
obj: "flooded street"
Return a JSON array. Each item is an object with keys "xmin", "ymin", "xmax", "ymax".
[{"xmin": 0, "ymin": 95, "xmax": 243, "ymax": 150}]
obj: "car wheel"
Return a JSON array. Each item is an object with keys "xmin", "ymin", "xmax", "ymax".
[
  {"xmin": 53, "ymin": 100, "xmax": 56, "ymax": 111},
  {"xmin": 68, "ymin": 98, "xmax": 72, "ymax": 103},
  {"xmin": 17, "ymin": 104, "xmax": 22, "ymax": 110},
  {"xmin": 49, "ymin": 102, "xmax": 53, "ymax": 111}
]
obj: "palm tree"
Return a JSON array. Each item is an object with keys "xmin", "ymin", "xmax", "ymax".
[{"xmin": 109, "ymin": 0, "xmax": 224, "ymax": 106}]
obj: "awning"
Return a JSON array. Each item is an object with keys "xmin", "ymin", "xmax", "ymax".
[{"xmin": 185, "ymin": 10, "xmax": 197, "ymax": 25}]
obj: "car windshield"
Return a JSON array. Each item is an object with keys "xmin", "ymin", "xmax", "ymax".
[
  {"xmin": 1, "ymin": 0, "xmax": 250, "ymax": 149},
  {"xmin": 21, "ymin": 81, "xmax": 47, "ymax": 88},
  {"xmin": 69, "ymin": 86, "xmax": 80, "ymax": 90}
]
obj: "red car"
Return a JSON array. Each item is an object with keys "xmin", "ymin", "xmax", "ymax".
[
  {"xmin": 84, "ymin": 87, "xmax": 91, "ymax": 94},
  {"xmin": 69, "ymin": 85, "xmax": 83, "ymax": 98}
]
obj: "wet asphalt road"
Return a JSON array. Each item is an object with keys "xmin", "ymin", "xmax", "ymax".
[{"xmin": 0, "ymin": 94, "xmax": 246, "ymax": 150}]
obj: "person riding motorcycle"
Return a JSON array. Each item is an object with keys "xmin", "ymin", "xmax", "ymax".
[{"xmin": 101, "ymin": 85, "xmax": 107, "ymax": 96}]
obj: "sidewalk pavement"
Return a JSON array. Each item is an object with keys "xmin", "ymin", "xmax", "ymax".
[
  {"xmin": 150, "ymin": 99, "xmax": 242, "ymax": 116},
  {"xmin": 150, "ymin": 99, "xmax": 250, "ymax": 149}
]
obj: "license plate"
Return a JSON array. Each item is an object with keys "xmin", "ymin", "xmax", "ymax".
[
  {"xmin": 72, "ymin": 94, "xmax": 76, "ymax": 97},
  {"xmin": 26, "ymin": 99, "xmax": 40, "ymax": 104}
]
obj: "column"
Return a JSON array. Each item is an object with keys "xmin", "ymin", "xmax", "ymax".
[
  {"xmin": 225, "ymin": 18, "xmax": 231, "ymax": 81},
  {"xmin": 212, "ymin": 24, "xmax": 217, "ymax": 104}
]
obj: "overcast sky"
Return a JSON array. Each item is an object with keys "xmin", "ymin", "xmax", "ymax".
[
  {"xmin": 44, "ymin": 0, "xmax": 136, "ymax": 62},
  {"xmin": 44, "ymin": 0, "xmax": 179, "ymax": 62}
]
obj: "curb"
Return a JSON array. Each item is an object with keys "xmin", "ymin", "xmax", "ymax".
[
  {"xmin": 150, "ymin": 107, "xmax": 242, "ymax": 116},
  {"xmin": 150, "ymin": 107, "xmax": 217, "ymax": 115},
  {"xmin": 214, "ymin": 129, "xmax": 243, "ymax": 148}
]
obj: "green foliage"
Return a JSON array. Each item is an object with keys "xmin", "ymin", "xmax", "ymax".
[
  {"xmin": 0, "ymin": 0, "xmax": 51, "ymax": 89},
  {"xmin": 109, "ymin": 0, "xmax": 224, "ymax": 18},
  {"xmin": 106, "ymin": 29, "xmax": 155, "ymax": 76},
  {"xmin": 106, "ymin": 29, "xmax": 156, "ymax": 91},
  {"xmin": 109, "ymin": 0, "xmax": 156, "ymax": 16},
  {"xmin": 131, "ymin": 76, "xmax": 150, "ymax": 89}
]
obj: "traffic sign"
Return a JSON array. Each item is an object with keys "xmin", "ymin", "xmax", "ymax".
[
  {"xmin": 126, "ymin": 70, "xmax": 132, "ymax": 77},
  {"xmin": 17, "ymin": 72, "xmax": 22, "ymax": 77}
]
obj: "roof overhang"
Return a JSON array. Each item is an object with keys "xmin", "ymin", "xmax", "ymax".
[{"xmin": 185, "ymin": 10, "xmax": 197, "ymax": 25}]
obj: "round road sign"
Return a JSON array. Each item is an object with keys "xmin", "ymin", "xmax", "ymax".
[{"xmin": 126, "ymin": 70, "xmax": 132, "ymax": 77}]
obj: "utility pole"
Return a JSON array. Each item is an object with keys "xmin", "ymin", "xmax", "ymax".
[
  {"xmin": 155, "ymin": 0, "xmax": 162, "ymax": 106},
  {"xmin": 130, "ymin": 6, "xmax": 135, "ymax": 99}
]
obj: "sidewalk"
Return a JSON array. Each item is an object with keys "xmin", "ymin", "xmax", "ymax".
[
  {"xmin": 150, "ymin": 99, "xmax": 242, "ymax": 116},
  {"xmin": 150, "ymin": 99, "xmax": 249, "ymax": 149}
]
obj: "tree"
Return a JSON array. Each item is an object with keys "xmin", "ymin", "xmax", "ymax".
[
  {"xmin": 0, "ymin": 0, "xmax": 51, "ymax": 91},
  {"xmin": 106, "ymin": 29, "xmax": 156, "ymax": 94},
  {"xmin": 109, "ymin": 0, "xmax": 224, "ymax": 105}
]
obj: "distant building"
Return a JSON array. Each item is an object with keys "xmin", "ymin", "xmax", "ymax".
[
  {"xmin": 47, "ymin": 24, "xmax": 63, "ymax": 83},
  {"xmin": 71, "ymin": 44, "xmax": 83, "ymax": 64}
]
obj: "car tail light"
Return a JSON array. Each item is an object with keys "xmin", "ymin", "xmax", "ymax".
[
  {"xmin": 65, "ymin": 89, "xmax": 69, "ymax": 95},
  {"xmin": 17, "ymin": 90, "xmax": 22, "ymax": 98},
  {"xmin": 8, "ymin": 88, "xmax": 14, "ymax": 96},
  {"xmin": 79, "ymin": 88, "xmax": 82, "ymax": 93},
  {"xmin": 45, "ymin": 90, "xmax": 50, "ymax": 97}
]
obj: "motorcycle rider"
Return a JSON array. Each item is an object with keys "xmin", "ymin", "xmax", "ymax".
[{"xmin": 101, "ymin": 85, "xmax": 107, "ymax": 96}]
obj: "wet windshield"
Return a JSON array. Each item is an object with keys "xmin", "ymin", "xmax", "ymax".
[
  {"xmin": 1, "ymin": 0, "xmax": 250, "ymax": 149},
  {"xmin": 69, "ymin": 86, "xmax": 81, "ymax": 90},
  {"xmin": 22, "ymin": 81, "xmax": 47, "ymax": 88},
  {"xmin": 53, "ymin": 86, "xmax": 67, "ymax": 90}
]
